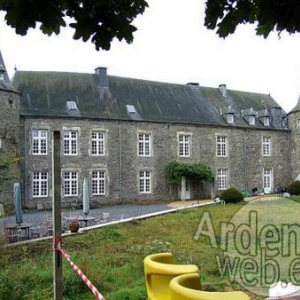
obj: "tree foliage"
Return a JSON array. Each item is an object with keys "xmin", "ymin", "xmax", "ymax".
[
  {"xmin": 287, "ymin": 181, "xmax": 300, "ymax": 195},
  {"xmin": 167, "ymin": 160, "xmax": 214, "ymax": 184},
  {"xmin": 220, "ymin": 187, "xmax": 244, "ymax": 203},
  {"xmin": 0, "ymin": 157, "xmax": 20, "ymax": 189},
  {"xmin": 0, "ymin": 0, "xmax": 148, "ymax": 50},
  {"xmin": 204, "ymin": 0, "xmax": 300, "ymax": 38},
  {"xmin": 0, "ymin": 1, "xmax": 298, "ymax": 50}
]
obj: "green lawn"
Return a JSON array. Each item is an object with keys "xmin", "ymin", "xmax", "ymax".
[{"xmin": 1, "ymin": 197, "xmax": 299, "ymax": 300}]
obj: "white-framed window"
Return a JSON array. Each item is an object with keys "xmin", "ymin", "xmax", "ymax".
[
  {"xmin": 91, "ymin": 131, "xmax": 105, "ymax": 156},
  {"xmin": 227, "ymin": 114, "xmax": 234, "ymax": 124},
  {"xmin": 263, "ymin": 168, "xmax": 272, "ymax": 190},
  {"xmin": 138, "ymin": 133, "xmax": 152, "ymax": 156},
  {"xmin": 297, "ymin": 119, "xmax": 300, "ymax": 127},
  {"xmin": 263, "ymin": 117, "xmax": 270, "ymax": 126},
  {"xmin": 66, "ymin": 101, "xmax": 78, "ymax": 111},
  {"xmin": 92, "ymin": 171, "xmax": 106, "ymax": 195},
  {"xmin": 32, "ymin": 129, "xmax": 47, "ymax": 155},
  {"xmin": 139, "ymin": 170, "xmax": 151, "ymax": 193},
  {"xmin": 63, "ymin": 171, "xmax": 78, "ymax": 196},
  {"xmin": 249, "ymin": 116, "xmax": 255, "ymax": 125},
  {"xmin": 32, "ymin": 172, "xmax": 48, "ymax": 197},
  {"xmin": 126, "ymin": 105, "xmax": 137, "ymax": 114},
  {"xmin": 178, "ymin": 134, "xmax": 191, "ymax": 157},
  {"xmin": 262, "ymin": 137, "xmax": 271, "ymax": 156},
  {"xmin": 216, "ymin": 135, "xmax": 227, "ymax": 157},
  {"xmin": 63, "ymin": 130, "xmax": 78, "ymax": 155},
  {"xmin": 217, "ymin": 169, "xmax": 228, "ymax": 190}
]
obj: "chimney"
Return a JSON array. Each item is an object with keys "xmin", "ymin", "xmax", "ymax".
[
  {"xmin": 95, "ymin": 67, "xmax": 108, "ymax": 88},
  {"xmin": 186, "ymin": 82, "xmax": 199, "ymax": 86},
  {"xmin": 219, "ymin": 84, "xmax": 227, "ymax": 97}
]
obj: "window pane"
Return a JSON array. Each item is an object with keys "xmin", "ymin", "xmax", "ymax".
[
  {"xmin": 216, "ymin": 136, "xmax": 227, "ymax": 157},
  {"xmin": 32, "ymin": 172, "xmax": 48, "ymax": 197},
  {"xmin": 262, "ymin": 137, "xmax": 271, "ymax": 156},
  {"xmin": 63, "ymin": 131, "xmax": 78, "ymax": 155},
  {"xmin": 92, "ymin": 171, "xmax": 106, "ymax": 195},
  {"xmin": 63, "ymin": 171, "xmax": 78, "ymax": 196},
  {"xmin": 32, "ymin": 129, "xmax": 48, "ymax": 155},
  {"xmin": 91, "ymin": 131, "xmax": 105, "ymax": 155},
  {"xmin": 217, "ymin": 169, "xmax": 227, "ymax": 190},
  {"xmin": 178, "ymin": 134, "xmax": 190, "ymax": 157},
  {"xmin": 139, "ymin": 170, "xmax": 151, "ymax": 193},
  {"xmin": 138, "ymin": 133, "xmax": 151, "ymax": 156}
]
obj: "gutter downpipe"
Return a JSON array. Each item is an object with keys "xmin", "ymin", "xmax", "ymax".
[
  {"xmin": 119, "ymin": 122, "xmax": 122, "ymax": 203},
  {"xmin": 244, "ymin": 129, "xmax": 249, "ymax": 191}
]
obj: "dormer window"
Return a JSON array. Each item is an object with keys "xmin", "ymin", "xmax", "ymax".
[
  {"xmin": 282, "ymin": 117, "xmax": 288, "ymax": 128},
  {"xmin": 242, "ymin": 108, "xmax": 257, "ymax": 125},
  {"xmin": 0, "ymin": 64, "xmax": 6, "ymax": 81},
  {"xmin": 258, "ymin": 109, "xmax": 270, "ymax": 127},
  {"xmin": 263, "ymin": 117, "xmax": 270, "ymax": 126},
  {"xmin": 249, "ymin": 116, "xmax": 255, "ymax": 125},
  {"xmin": 126, "ymin": 105, "xmax": 137, "ymax": 114},
  {"xmin": 66, "ymin": 101, "xmax": 78, "ymax": 111},
  {"xmin": 227, "ymin": 114, "xmax": 234, "ymax": 124},
  {"xmin": 221, "ymin": 105, "xmax": 235, "ymax": 124}
]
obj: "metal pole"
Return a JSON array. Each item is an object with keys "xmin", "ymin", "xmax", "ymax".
[{"xmin": 53, "ymin": 131, "xmax": 63, "ymax": 300}]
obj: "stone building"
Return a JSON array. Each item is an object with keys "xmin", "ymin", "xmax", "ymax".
[
  {"xmin": 0, "ymin": 53, "xmax": 20, "ymax": 204},
  {"xmin": 0, "ymin": 45, "xmax": 298, "ymax": 209},
  {"xmin": 7, "ymin": 66, "xmax": 293, "ymax": 209}
]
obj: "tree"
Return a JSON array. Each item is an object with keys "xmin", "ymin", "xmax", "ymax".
[
  {"xmin": 204, "ymin": 0, "xmax": 300, "ymax": 38},
  {"xmin": 0, "ymin": 0, "xmax": 148, "ymax": 50},
  {"xmin": 0, "ymin": 0, "xmax": 299, "ymax": 51}
]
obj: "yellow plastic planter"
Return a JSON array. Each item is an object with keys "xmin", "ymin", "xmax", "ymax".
[
  {"xmin": 144, "ymin": 253, "xmax": 199, "ymax": 300},
  {"xmin": 170, "ymin": 273, "xmax": 250, "ymax": 300}
]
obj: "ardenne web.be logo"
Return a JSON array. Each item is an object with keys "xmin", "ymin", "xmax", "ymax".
[{"xmin": 193, "ymin": 199, "xmax": 300, "ymax": 296}]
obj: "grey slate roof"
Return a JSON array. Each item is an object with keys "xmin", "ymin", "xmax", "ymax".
[
  {"xmin": 290, "ymin": 96, "xmax": 300, "ymax": 114},
  {"xmin": 0, "ymin": 51, "xmax": 17, "ymax": 92},
  {"xmin": 12, "ymin": 70, "xmax": 288, "ymax": 130}
]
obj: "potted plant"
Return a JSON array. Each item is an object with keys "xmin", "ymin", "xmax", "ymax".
[{"xmin": 69, "ymin": 221, "xmax": 80, "ymax": 233}]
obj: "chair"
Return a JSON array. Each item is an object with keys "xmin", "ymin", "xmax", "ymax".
[
  {"xmin": 144, "ymin": 252, "xmax": 199, "ymax": 300},
  {"xmin": 169, "ymin": 273, "xmax": 250, "ymax": 300},
  {"xmin": 4, "ymin": 226, "xmax": 20, "ymax": 243},
  {"xmin": 88, "ymin": 218, "xmax": 100, "ymax": 226},
  {"xmin": 46, "ymin": 217, "xmax": 54, "ymax": 235},
  {"xmin": 99, "ymin": 212, "xmax": 110, "ymax": 223},
  {"xmin": 30, "ymin": 226, "xmax": 44, "ymax": 239}
]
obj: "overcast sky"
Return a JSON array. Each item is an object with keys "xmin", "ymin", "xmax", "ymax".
[{"xmin": 0, "ymin": 0, "xmax": 300, "ymax": 113}]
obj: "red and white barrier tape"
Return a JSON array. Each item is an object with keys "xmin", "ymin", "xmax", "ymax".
[{"xmin": 59, "ymin": 248, "xmax": 106, "ymax": 300}]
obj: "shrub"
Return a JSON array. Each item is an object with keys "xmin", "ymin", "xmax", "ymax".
[
  {"xmin": 287, "ymin": 181, "xmax": 300, "ymax": 195},
  {"xmin": 220, "ymin": 187, "xmax": 244, "ymax": 203}
]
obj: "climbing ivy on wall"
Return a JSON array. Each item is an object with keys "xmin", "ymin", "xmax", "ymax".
[
  {"xmin": 0, "ymin": 157, "xmax": 21, "ymax": 191},
  {"xmin": 167, "ymin": 160, "xmax": 214, "ymax": 184}
]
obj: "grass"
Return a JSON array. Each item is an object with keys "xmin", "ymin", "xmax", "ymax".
[{"xmin": 1, "ymin": 197, "xmax": 300, "ymax": 299}]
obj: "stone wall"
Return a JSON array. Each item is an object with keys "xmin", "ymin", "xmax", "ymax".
[
  {"xmin": 0, "ymin": 90, "xmax": 20, "ymax": 208},
  {"xmin": 288, "ymin": 111, "xmax": 300, "ymax": 181},
  {"xmin": 22, "ymin": 117, "xmax": 291, "ymax": 208}
]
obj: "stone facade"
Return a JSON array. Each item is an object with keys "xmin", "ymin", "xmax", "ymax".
[
  {"xmin": 0, "ymin": 89, "xmax": 20, "ymax": 205},
  {"xmin": 288, "ymin": 108, "xmax": 300, "ymax": 181},
  {"xmin": 0, "ymin": 66, "xmax": 297, "ymax": 209},
  {"xmin": 21, "ymin": 116, "xmax": 291, "ymax": 208}
]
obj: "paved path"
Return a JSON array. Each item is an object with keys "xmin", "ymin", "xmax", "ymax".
[
  {"xmin": 0, "ymin": 203, "xmax": 171, "ymax": 229},
  {"xmin": 0, "ymin": 200, "xmax": 216, "ymax": 243}
]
